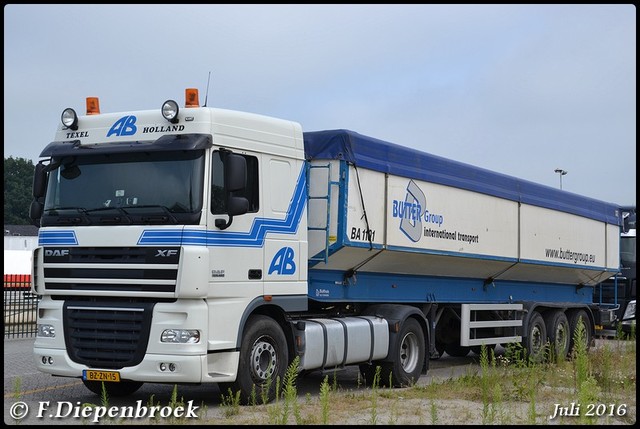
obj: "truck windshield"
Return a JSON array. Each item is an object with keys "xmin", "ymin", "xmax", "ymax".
[{"xmin": 41, "ymin": 150, "xmax": 205, "ymax": 226}]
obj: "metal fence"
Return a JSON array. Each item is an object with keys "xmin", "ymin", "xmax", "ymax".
[{"xmin": 4, "ymin": 274, "xmax": 39, "ymax": 338}]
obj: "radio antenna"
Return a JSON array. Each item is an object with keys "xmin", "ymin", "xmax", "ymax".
[{"xmin": 203, "ymin": 71, "xmax": 211, "ymax": 107}]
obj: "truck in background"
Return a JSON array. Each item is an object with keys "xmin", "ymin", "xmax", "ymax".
[
  {"xmin": 29, "ymin": 89, "xmax": 622, "ymax": 403},
  {"xmin": 593, "ymin": 206, "xmax": 636, "ymax": 337}
]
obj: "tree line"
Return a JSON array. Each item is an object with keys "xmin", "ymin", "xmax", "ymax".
[{"xmin": 4, "ymin": 157, "xmax": 35, "ymax": 225}]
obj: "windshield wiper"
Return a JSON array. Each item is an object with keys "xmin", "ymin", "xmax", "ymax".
[
  {"xmin": 45, "ymin": 207, "xmax": 88, "ymax": 214},
  {"xmin": 43, "ymin": 207, "xmax": 88, "ymax": 225},
  {"xmin": 120, "ymin": 205, "xmax": 179, "ymax": 224},
  {"xmin": 84, "ymin": 207, "xmax": 133, "ymax": 224}
]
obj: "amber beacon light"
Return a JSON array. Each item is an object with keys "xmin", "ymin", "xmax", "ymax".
[{"xmin": 86, "ymin": 97, "xmax": 100, "ymax": 115}]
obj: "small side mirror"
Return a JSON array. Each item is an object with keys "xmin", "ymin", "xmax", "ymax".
[
  {"xmin": 227, "ymin": 196, "xmax": 249, "ymax": 217},
  {"xmin": 29, "ymin": 199, "xmax": 43, "ymax": 224}
]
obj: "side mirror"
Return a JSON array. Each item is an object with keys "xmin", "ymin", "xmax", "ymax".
[
  {"xmin": 32, "ymin": 162, "xmax": 48, "ymax": 198},
  {"xmin": 215, "ymin": 152, "xmax": 249, "ymax": 230}
]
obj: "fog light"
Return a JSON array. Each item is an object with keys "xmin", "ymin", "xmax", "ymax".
[
  {"xmin": 169, "ymin": 363, "xmax": 176, "ymax": 372},
  {"xmin": 160, "ymin": 363, "xmax": 167, "ymax": 371},
  {"xmin": 37, "ymin": 324, "xmax": 55, "ymax": 338}
]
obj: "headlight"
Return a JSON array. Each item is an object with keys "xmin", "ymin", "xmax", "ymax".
[{"xmin": 161, "ymin": 329, "xmax": 200, "ymax": 343}]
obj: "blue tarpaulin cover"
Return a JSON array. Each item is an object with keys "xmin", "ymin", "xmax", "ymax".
[{"xmin": 303, "ymin": 129, "xmax": 620, "ymax": 225}]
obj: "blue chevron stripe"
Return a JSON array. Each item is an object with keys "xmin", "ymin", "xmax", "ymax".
[
  {"xmin": 38, "ymin": 230, "xmax": 78, "ymax": 246},
  {"xmin": 137, "ymin": 166, "xmax": 307, "ymax": 247}
]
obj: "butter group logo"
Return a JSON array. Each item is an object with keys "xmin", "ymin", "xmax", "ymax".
[
  {"xmin": 396, "ymin": 180, "xmax": 426, "ymax": 242},
  {"xmin": 392, "ymin": 180, "xmax": 446, "ymax": 243}
]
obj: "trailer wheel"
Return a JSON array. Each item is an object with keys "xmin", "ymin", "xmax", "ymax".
[
  {"xmin": 360, "ymin": 318, "xmax": 425, "ymax": 387},
  {"xmin": 219, "ymin": 315, "xmax": 288, "ymax": 405},
  {"xmin": 543, "ymin": 310, "xmax": 570, "ymax": 361},
  {"xmin": 568, "ymin": 309, "xmax": 592, "ymax": 356},
  {"xmin": 524, "ymin": 311, "xmax": 547, "ymax": 363},
  {"xmin": 82, "ymin": 380, "xmax": 143, "ymax": 397}
]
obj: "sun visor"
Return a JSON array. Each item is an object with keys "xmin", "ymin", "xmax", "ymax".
[{"xmin": 39, "ymin": 133, "xmax": 212, "ymax": 157}]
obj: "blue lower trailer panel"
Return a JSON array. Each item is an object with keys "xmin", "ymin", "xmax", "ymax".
[{"xmin": 308, "ymin": 268, "xmax": 595, "ymax": 305}]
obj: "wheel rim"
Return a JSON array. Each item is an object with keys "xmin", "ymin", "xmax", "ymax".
[
  {"xmin": 400, "ymin": 331, "xmax": 420, "ymax": 373},
  {"xmin": 531, "ymin": 324, "xmax": 544, "ymax": 352},
  {"xmin": 250, "ymin": 336, "xmax": 277, "ymax": 381},
  {"xmin": 556, "ymin": 322, "xmax": 568, "ymax": 353}
]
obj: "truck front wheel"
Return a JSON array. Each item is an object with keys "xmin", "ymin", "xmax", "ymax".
[{"xmin": 219, "ymin": 315, "xmax": 288, "ymax": 405}]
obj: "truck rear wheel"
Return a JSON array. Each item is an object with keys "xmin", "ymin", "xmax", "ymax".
[
  {"xmin": 544, "ymin": 310, "xmax": 570, "ymax": 361},
  {"xmin": 524, "ymin": 310, "xmax": 547, "ymax": 363},
  {"xmin": 363, "ymin": 318, "xmax": 425, "ymax": 388},
  {"xmin": 219, "ymin": 315, "xmax": 288, "ymax": 405},
  {"xmin": 82, "ymin": 380, "xmax": 143, "ymax": 397}
]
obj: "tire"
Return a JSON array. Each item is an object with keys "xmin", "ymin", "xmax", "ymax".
[
  {"xmin": 568, "ymin": 309, "xmax": 592, "ymax": 356},
  {"xmin": 444, "ymin": 343, "xmax": 470, "ymax": 357},
  {"xmin": 543, "ymin": 310, "xmax": 570, "ymax": 361},
  {"xmin": 523, "ymin": 311, "xmax": 547, "ymax": 363},
  {"xmin": 219, "ymin": 315, "xmax": 288, "ymax": 405},
  {"xmin": 361, "ymin": 318, "xmax": 425, "ymax": 388},
  {"xmin": 82, "ymin": 379, "xmax": 143, "ymax": 397}
]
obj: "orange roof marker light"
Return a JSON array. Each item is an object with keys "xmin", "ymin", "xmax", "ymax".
[
  {"xmin": 86, "ymin": 97, "xmax": 100, "ymax": 115},
  {"xmin": 185, "ymin": 88, "xmax": 199, "ymax": 107}
]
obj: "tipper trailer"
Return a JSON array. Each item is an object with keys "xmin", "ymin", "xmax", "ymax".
[{"xmin": 30, "ymin": 89, "xmax": 621, "ymax": 403}]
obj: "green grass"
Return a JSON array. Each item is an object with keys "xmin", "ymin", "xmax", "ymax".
[{"xmin": 206, "ymin": 336, "xmax": 636, "ymax": 425}]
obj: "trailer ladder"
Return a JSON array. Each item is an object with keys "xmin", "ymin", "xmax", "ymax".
[{"xmin": 307, "ymin": 163, "xmax": 340, "ymax": 264}]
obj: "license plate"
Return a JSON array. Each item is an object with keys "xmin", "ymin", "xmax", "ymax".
[{"xmin": 83, "ymin": 370, "xmax": 121, "ymax": 382}]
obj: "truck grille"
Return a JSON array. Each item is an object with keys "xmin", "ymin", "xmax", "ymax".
[
  {"xmin": 43, "ymin": 247, "xmax": 179, "ymax": 294},
  {"xmin": 63, "ymin": 299, "xmax": 155, "ymax": 369}
]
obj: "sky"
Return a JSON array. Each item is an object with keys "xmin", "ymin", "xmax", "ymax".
[{"xmin": 4, "ymin": 4, "xmax": 636, "ymax": 206}]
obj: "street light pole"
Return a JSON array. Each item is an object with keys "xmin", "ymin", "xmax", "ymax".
[{"xmin": 554, "ymin": 168, "xmax": 567, "ymax": 190}]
